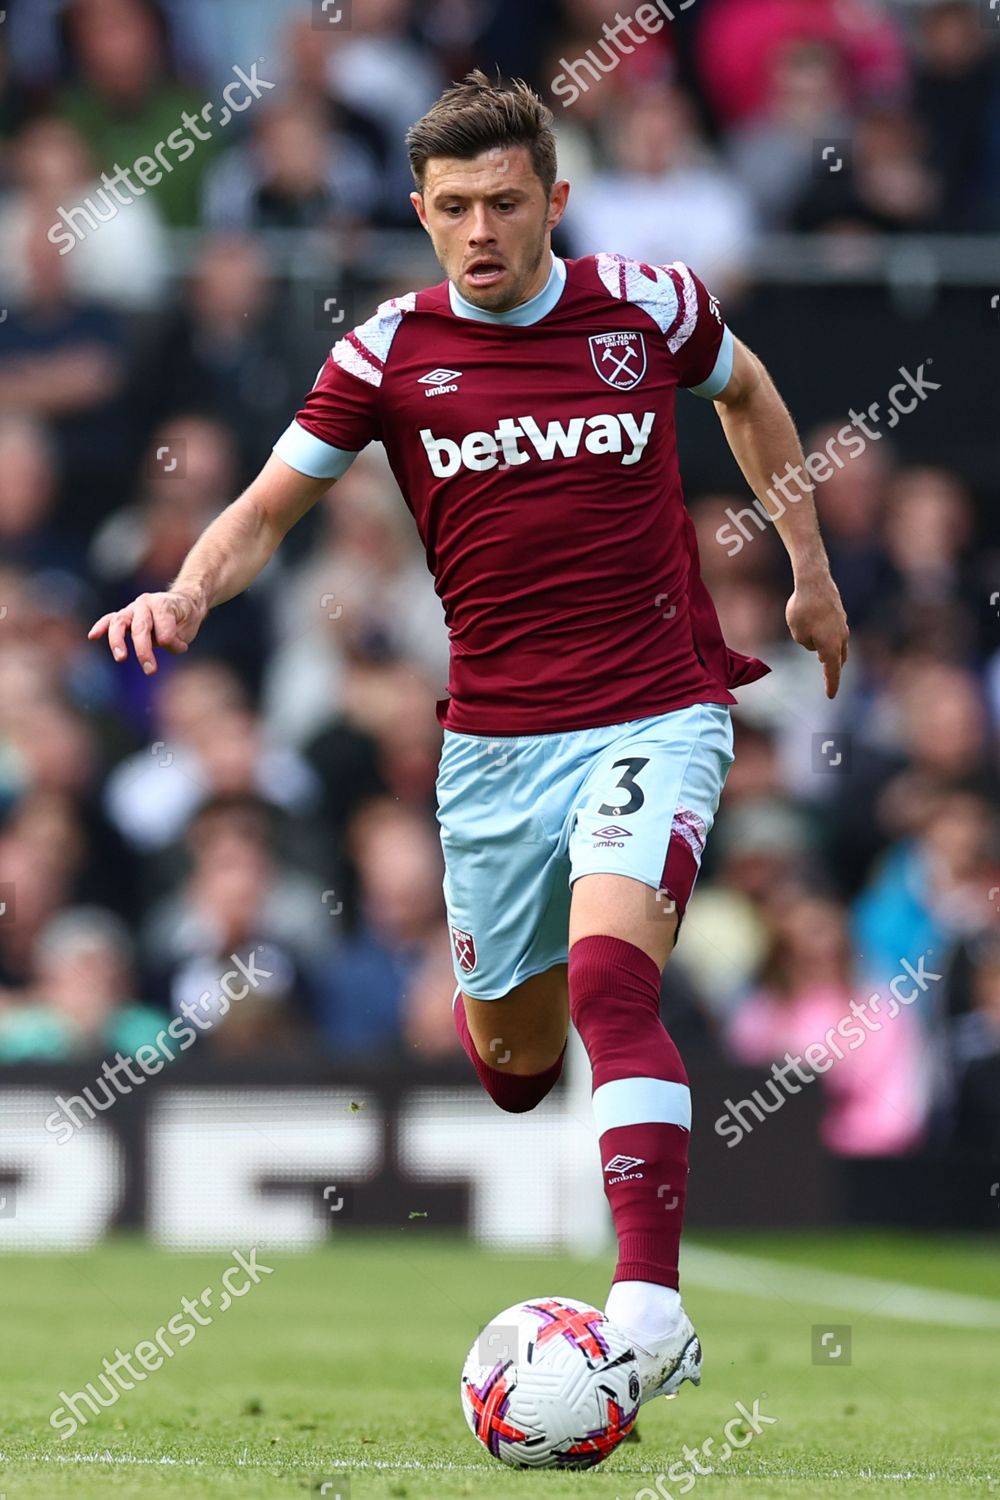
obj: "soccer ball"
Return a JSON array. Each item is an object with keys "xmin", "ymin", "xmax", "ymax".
[{"xmin": 460, "ymin": 1296, "xmax": 640, "ymax": 1469}]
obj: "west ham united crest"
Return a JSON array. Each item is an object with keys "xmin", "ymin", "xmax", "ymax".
[
  {"xmin": 589, "ymin": 331, "xmax": 647, "ymax": 391},
  {"xmin": 451, "ymin": 924, "xmax": 477, "ymax": 973}
]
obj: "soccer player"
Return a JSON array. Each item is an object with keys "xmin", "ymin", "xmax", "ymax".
[{"xmin": 91, "ymin": 73, "xmax": 848, "ymax": 1406}]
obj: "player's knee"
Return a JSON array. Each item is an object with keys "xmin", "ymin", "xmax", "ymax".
[
  {"xmin": 475, "ymin": 1036, "xmax": 567, "ymax": 1112},
  {"xmin": 568, "ymin": 934, "xmax": 661, "ymax": 1030},
  {"xmin": 490, "ymin": 1091, "xmax": 545, "ymax": 1116}
]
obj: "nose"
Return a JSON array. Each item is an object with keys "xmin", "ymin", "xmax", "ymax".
[{"xmin": 467, "ymin": 204, "xmax": 496, "ymax": 247}]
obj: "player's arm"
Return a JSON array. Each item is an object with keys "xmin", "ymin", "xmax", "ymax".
[
  {"xmin": 713, "ymin": 337, "xmax": 850, "ymax": 698},
  {"xmin": 88, "ymin": 454, "xmax": 332, "ymax": 674}
]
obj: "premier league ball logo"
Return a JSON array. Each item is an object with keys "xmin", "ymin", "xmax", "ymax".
[{"xmin": 589, "ymin": 331, "xmax": 647, "ymax": 391}]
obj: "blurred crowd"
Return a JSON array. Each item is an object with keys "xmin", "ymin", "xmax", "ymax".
[{"xmin": 0, "ymin": 0, "xmax": 998, "ymax": 1170}]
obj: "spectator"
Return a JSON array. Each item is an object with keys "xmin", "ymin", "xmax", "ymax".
[
  {"xmin": 695, "ymin": 0, "xmax": 908, "ymax": 130},
  {"xmin": 313, "ymin": 798, "xmax": 447, "ymax": 1057},
  {"xmin": 912, "ymin": 0, "xmax": 1000, "ymax": 232},
  {"xmin": 167, "ymin": 941, "xmax": 308, "ymax": 1056},
  {"xmin": 102, "ymin": 659, "xmax": 319, "ymax": 852},
  {"xmin": 90, "ymin": 415, "xmax": 268, "ymax": 712},
  {"xmin": 828, "ymin": 661, "xmax": 994, "ymax": 893},
  {"xmin": 151, "ymin": 235, "xmax": 295, "ymax": 485},
  {"xmin": 401, "ymin": 924, "xmax": 464, "ymax": 1062},
  {"xmin": 325, "ymin": 0, "xmax": 443, "ymax": 224},
  {"xmin": 0, "ymin": 820, "xmax": 75, "ymax": 990},
  {"xmin": 565, "ymin": 83, "xmax": 755, "ymax": 285},
  {"xmin": 0, "ymin": 414, "xmax": 82, "ymax": 574},
  {"xmin": 952, "ymin": 934, "xmax": 1000, "ymax": 1159},
  {"xmin": 0, "ymin": 116, "xmax": 168, "ymax": 311},
  {"xmin": 0, "ymin": 217, "xmax": 129, "ymax": 534},
  {"xmin": 806, "ymin": 420, "xmax": 894, "ymax": 632},
  {"xmin": 55, "ymin": 0, "xmax": 217, "ymax": 227},
  {"xmin": 0, "ymin": 907, "xmax": 165, "ymax": 1060},
  {"xmin": 305, "ymin": 652, "xmax": 444, "ymax": 817},
  {"xmin": 727, "ymin": 40, "xmax": 854, "ymax": 228},
  {"xmin": 676, "ymin": 792, "xmax": 815, "ymax": 1017},
  {"xmin": 142, "ymin": 791, "xmax": 330, "ymax": 1002},
  {"xmin": 881, "ymin": 466, "xmax": 977, "ymax": 614},
  {"xmin": 202, "ymin": 98, "xmax": 380, "ymax": 232},
  {"xmin": 264, "ymin": 449, "xmax": 449, "ymax": 747},
  {"xmin": 725, "ymin": 893, "xmax": 929, "ymax": 1155},
  {"xmin": 279, "ymin": 15, "xmax": 394, "ymax": 175},
  {"xmin": 792, "ymin": 106, "xmax": 941, "ymax": 235},
  {"xmin": 854, "ymin": 788, "xmax": 1000, "ymax": 1005}
]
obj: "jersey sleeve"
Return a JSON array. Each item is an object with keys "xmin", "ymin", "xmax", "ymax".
[
  {"xmin": 670, "ymin": 264, "xmax": 734, "ymax": 399},
  {"xmin": 272, "ymin": 292, "xmax": 416, "ymax": 480},
  {"xmin": 593, "ymin": 254, "xmax": 735, "ymax": 401},
  {"xmin": 272, "ymin": 351, "xmax": 381, "ymax": 480}
]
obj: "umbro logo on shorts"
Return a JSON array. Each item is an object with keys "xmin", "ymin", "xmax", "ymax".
[
  {"xmin": 592, "ymin": 823, "xmax": 632, "ymax": 847},
  {"xmin": 451, "ymin": 924, "xmax": 477, "ymax": 973}
]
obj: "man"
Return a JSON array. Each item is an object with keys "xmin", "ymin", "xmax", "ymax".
[{"xmin": 91, "ymin": 72, "xmax": 848, "ymax": 1410}]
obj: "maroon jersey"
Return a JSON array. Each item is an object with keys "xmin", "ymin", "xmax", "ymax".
[{"xmin": 273, "ymin": 253, "xmax": 769, "ymax": 735}]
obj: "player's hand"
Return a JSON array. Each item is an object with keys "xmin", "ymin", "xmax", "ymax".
[
  {"xmin": 88, "ymin": 589, "xmax": 206, "ymax": 675},
  {"xmin": 785, "ymin": 573, "xmax": 849, "ymax": 699}
]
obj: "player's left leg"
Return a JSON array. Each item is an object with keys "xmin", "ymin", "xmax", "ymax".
[
  {"xmin": 564, "ymin": 702, "xmax": 735, "ymax": 1401},
  {"xmin": 568, "ymin": 874, "xmax": 695, "ymax": 1396}
]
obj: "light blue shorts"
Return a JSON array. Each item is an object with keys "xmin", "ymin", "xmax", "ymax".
[{"xmin": 436, "ymin": 702, "xmax": 734, "ymax": 1000}]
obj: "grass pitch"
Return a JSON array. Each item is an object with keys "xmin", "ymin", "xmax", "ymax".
[{"xmin": 0, "ymin": 1230, "xmax": 997, "ymax": 1499}]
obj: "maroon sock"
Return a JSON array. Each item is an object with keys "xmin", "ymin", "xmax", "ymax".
[
  {"xmin": 569, "ymin": 935, "xmax": 690, "ymax": 1289},
  {"xmin": 452, "ymin": 989, "xmax": 565, "ymax": 1113}
]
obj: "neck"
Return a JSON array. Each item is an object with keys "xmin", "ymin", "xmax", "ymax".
[{"xmin": 449, "ymin": 253, "xmax": 566, "ymax": 328}]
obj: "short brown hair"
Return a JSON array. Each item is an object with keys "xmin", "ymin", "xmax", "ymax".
[{"xmin": 406, "ymin": 69, "xmax": 557, "ymax": 197}]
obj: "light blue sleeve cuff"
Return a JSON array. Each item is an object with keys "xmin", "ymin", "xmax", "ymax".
[
  {"xmin": 272, "ymin": 421, "xmax": 360, "ymax": 480},
  {"xmin": 687, "ymin": 326, "xmax": 735, "ymax": 400}
]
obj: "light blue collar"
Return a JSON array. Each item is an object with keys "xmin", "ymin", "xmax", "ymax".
[{"xmin": 449, "ymin": 255, "xmax": 566, "ymax": 326}]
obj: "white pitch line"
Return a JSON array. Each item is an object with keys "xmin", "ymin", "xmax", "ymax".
[
  {"xmin": 681, "ymin": 1243, "xmax": 1000, "ymax": 1328},
  {"xmin": 3, "ymin": 1453, "xmax": 990, "ymax": 1483},
  {"xmin": 0, "ymin": 1450, "xmax": 492, "ymax": 1474},
  {"xmin": 2, "ymin": 1449, "xmax": 994, "ymax": 1486}
]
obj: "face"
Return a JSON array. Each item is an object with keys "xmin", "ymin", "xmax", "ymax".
[{"xmin": 411, "ymin": 145, "xmax": 569, "ymax": 313}]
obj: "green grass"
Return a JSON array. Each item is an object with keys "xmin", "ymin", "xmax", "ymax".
[{"xmin": 0, "ymin": 1231, "xmax": 997, "ymax": 1499}]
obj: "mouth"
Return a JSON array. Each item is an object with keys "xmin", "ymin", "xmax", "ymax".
[{"xmin": 464, "ymin": 258, "xmax": 507, "ymax": 289}]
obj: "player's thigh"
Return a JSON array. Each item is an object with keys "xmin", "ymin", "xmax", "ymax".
[
  {"xmin": 567, "ymin": 702, "xmax": 735, "ymax": 970},
  {"xmin": 437, "ymin": 730, "xmax": 571, "ymax": 1003},
  {"xmin": 460, "ymin": 963, "xmax": 569, "ymax": 1074},
  {"xmin": 570, "ymin": 872, "xmax": 678, "ymax": 970}
]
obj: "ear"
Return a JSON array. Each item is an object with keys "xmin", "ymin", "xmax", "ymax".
[
  {"xmin": 410, "ymin": 191, "xmax": 430, "ymax": 233},
  {"xmin": 546, "ymin": 179, "xmax": 571, "ymax": 234}
]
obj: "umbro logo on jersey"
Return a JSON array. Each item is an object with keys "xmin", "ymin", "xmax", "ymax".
[
  {"xmin": 419, "ymin": 367, "xmax": 463, "ymax": 397},
  {"xmin": 420, "ymin": 412, "xmax": 656, "ymax": 477}
]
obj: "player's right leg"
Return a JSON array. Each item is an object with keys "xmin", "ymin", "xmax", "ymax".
[{"xmin": 436, "ymin": 729, "xmax": 574, "ymax": 1113}]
